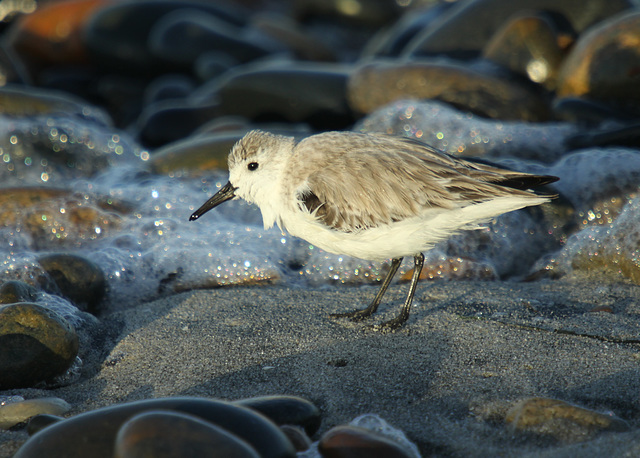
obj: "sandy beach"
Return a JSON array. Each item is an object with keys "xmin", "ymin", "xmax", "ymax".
[{"xmin": 2, "ymin": 278, "xmax": 639, "ymax": 456}]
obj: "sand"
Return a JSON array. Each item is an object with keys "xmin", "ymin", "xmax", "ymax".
[{"xmin": 2, "ymin": 279, "xmax": 640, "ymax": 456}]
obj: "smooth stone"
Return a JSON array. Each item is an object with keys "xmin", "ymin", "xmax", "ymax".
[
  {"xmin": 0, "ymin": 83, "xmax": 111, "ymax": 125},
  {"xmin": 26, "ymin": 414, "xmax": 65, "ymax": 435},
  {"xmin": 84, "ymin": 0, "xmax": 248, "ymax": 75},
  {"xmin": 150, "ymin": 132, "xmax": 243, "ymax": 175},
  {"xmin": 506, "ymin": 397, "xmax": 630, "ymax": 442},
  {"xmin": 292, "ymin": 0, "xmax": 403, "ymax": 26},
  {"xmin": 251, "ymin": 13, "xmax": 336, "ymax": 62},
  {"xmin": 347, "ymin": 59, "xmax": 550, "ymax": 121},
  {"xmin": 566, "ymin": 124, "xmax": 640, "ymax": 150},
  {"xmin": 0, "ymin": 42, "xmax": 31, "ymax": 85},
  {"xmin": 197, "ymin": 61, "xmax": 353, "ymax": 130},
  {"xmin": 0, "ymin": 303, "xmax": 78, "ymax": 389},
  {"xmin": 5, "ymin": 0, "xmax": 110, "ymax": 73},
  {"xmin": 114, "ymin": 410, "xmax": 259, "ymax": 458},
  {"xmin": 363, "ymin": 4, "xmax": 455, "ymax": 58},
  {"xmin": 233, "ymin": 395, "xmax": 321, "ymax": 436},
  {"xmin": 482, "ymin": 11, "xmax": 573, "ymax": 89},
  {"xmin": 144, "ymin": 74, "xmax": 195, "ymax": 106},
  {"xmin": 403, "ymin": 0, "xmax": 634, "ymax": 59},
  {"xmin": 14, "ymin": 397, "xmax": 296, "ymax": 458},
  {"xmin": 0, "ymin": 280, "xmax": 39, "ymax": 305},
  {"xmin": 0, "ymin": 398, "xmax": 70, "ymax": 430},
  {"xmin": 37, "ymin": 253, "xmax": 106, "ymax": 314},
  {"xmin": 279, "ymin": 425, "xmax": 312, "ymax": 452},
  {"xmin": 557, "ymin": 10, "xmax": 640, "ymax": 116},
  {"xmin": 553, "ymin": 97, "xmax": 635, "ymax": 125},
  {"xmin": 318, "ymin": 425, "xmax": 413, "ymax": 458},
  {"xmin": 136, "ymin": 99, "xmax": 219, "ymax": 147},
  {"xmin": 148, "ymin": 9, "xmax": 273, "ymax": 68}
]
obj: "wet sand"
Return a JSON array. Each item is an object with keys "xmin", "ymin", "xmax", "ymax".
[{"xmin": 2, "ymin": 279, "xmax": 640, "ymax": 456}]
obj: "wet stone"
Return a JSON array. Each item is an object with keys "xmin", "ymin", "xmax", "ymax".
[
  {"xmin": 26, "ymin": 413, "xmax": 65, "ymax": 435},
  {"xmin": 233, "ymin": 395, "xmax": 321, "ymax": 436},
  {"xmin": 279, "ymin": 425, "xmax": 312, "ymax": 452},
  {"xmin": 37, "ymin": 253, "xmax": 106, "ymax": 314},
  {"xmin": 84, "ymin": 0, "xmax": 248, "ymax": 75},
  {"xmin": 0, "ymin": 302, "xmax": 79, "ymax": 389},
  {"xmin": 0, "ymin": 280, "xmax": 39, "ymax": 305},
  {"xmin": 403, "ymin": 0, "xmax": 633, "ymax": 59},
  {"xmin": 347, "ymin": 59, "xmax": 551, "ymax": 121},
  {"xmin": 482, "ymin": 11, "xmax": 574, "ymax": 90},
  {"xmin": 557, "ymin": 10, "xmax": 640, "ymax": 117},
  {"xmin": 197, "ymin": 61, "xmax": 353, "ymax": 130},
  {"xmin": 137, "ymin": 99, "xmax": 219, "ymax": 147},
  {"xmin": 5, "ymin": 0, "xmax": 110, "ymax": 76},
  {"xmin": 0, "ymin": 398, "xmax": 70, "ymax": 430},
  {"xmin": 148, "ymin": 9, "xmax": 274, "ymax": 69},
  {"xmin": 505, "ymin": 397, "xmax": 630, "ymax": 442},
  {"xmin": 14, "ymin": 397, "xmax": 295, "ymax": 458},
  {"xmin": 318, "ymin": 425, "xmax": 414, "ymax": 458},
  {"xmin": 114, "ymin": 410, "xmax": 260, "ymax": 458},
  {"xmin": 149, "ymin": 132, "xmax": 243, "ymax": 175}
]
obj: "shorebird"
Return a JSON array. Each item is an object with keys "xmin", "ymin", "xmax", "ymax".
[{"xmin": 190, "ymin": 130, "xmax": 557, "ymax": 331}]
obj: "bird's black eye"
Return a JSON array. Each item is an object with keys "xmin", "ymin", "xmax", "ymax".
[{"xmin": 248, "ymin": 162, "xmax": 259, "ymax": 171}]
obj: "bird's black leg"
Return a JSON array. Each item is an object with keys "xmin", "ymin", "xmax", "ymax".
[
  {"xmin": 371, "ymin": 253, "xmax": 424, "ymax": 332},
  {"xmin": 330, "ymin": 257, "xmax": 403, "ymax": 321}
]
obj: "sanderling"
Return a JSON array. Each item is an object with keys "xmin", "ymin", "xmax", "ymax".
[{"xmin": 190, "ymin": 130, "xmax": 557, "ymax": 331}]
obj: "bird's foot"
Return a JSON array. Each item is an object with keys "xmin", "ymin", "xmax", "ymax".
[
  {"xmin": 329, "ymin": 307, "xmax": 374, "ymax": 322},
  {"xmin": 365, "ymin": 314, "xmax": 409, "ymax": 333}
]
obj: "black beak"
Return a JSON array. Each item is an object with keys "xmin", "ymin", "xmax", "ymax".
[{"xmin": 189, "ymin": 181, "xmax": 237, "ymax": 221}]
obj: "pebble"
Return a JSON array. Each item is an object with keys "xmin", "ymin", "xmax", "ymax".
[
  {"xmin": 149, "ymin": 132, "xmax": 244, "ymax": 175},
  {"xmin": 318, "ymin": 425, "xmax": 414, "ymax": 458},
  {"xmin": 557, "ymin": 10, "xmax": 640, "ymax": 117},
  {"xmin": 233, "ymin": 395, "xmax": 321, "ymax": 436},
  {"xmin": 14, "ymin": 397, "xmax": 296, "ymax": 458},
  {"xmin": 0, "ymin": 280, "xmax": 39, "ymax": 304},
  {"xmin": 403, "ymin": 0, "xmax": 633, "ymax": 59},
  {"xmin": 347, "ymin": 59, "xmax": 550, "ymax": 121},
  {"xmin": 506, "ymin": 397, "xmax": 630, "ymax": 442},
  {"xmin": 0, "ymin": 302, "xmax": 78, "ymax": 389},
  {"xmin": 114, "ymin": 410, "xmax": 260, "ymax": 458},
  {"xmin": 37, "ymin": 253, "xmax": 106, "ymax": 314},
  {"xmin": 482, "ymin": 11, "xmax": 573, "ymax": 89},
  {"xmin": 84, "ymin": 0, "xmax": 249, "ymax": 75},
  {"xmin": 0, "ymin": 398, "xmax": 70, "ymax": 430},
  {"xmin": 5, "ymin": 0, "xmax": 110, "ymax": 76},
  {"xmin": 196, "ymin": 61, "xmax": 353, "ymax": 130},
  {"xmin": 26, "ymin": 413, "xmax": 65, "ymax": 435}
]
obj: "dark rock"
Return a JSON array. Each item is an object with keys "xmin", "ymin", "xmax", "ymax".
[
  {"xmin": 144, "ymin": 74, "xmax": 195, "ymax": 106},
  {"xmin": 14, "ymin": 397, "xmax": 296, "ymax": 458},
  {"xmin": 196, "ymin": 61, "xmax": 353, "ymax": 129},
  {"xmin": 404, "ymin": 0, "xmax": 634, "ymax": 59},
  {"xmin": 0, "ymin": 280, "xmax": 39, "ymax": 305},
  {"xmin": 148, "ymin": 9, "xmax": 274, "ymax": 70},
  {"xmin": 557, "ymin": 10, "xmax": 640, "ymax": 117},
  {"xmin": 234, "ymin": 395, "xmax": 321, "ymax": 436},
  {"xmin": 347, "ymin": 59, "xmax": 550, "ymax": 121},
  {"xmin": 37, "ymin": 253, "xmax": 106, "ymax": 314},
  {"xmin": 137, "ymin": 99, "xmax": 219, "ymax": 147},
  {"xmin": 27, "ymin": 414, "xmax": 65, "ymax": 435},
  {"xmin": 279, "ymin": 425, "xmax": 312, "ymax": 452},
  {"xmin": 114, "ymin": 410, "xmax": 260, "ymax": 458},
  {"xmin": 318, "ymin": 425, "xmax": 413, "ymax": 458},
  {"xmin": 84, "ymin": 0, "xmax": 249, "ymax": 76},
  {"xmin": 483, "ymin": 11, "xmax": 574, "ymax": 90},
  {"xmin": 0, "ymin": 303, "xmax": 78, "ymax": 389}
]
